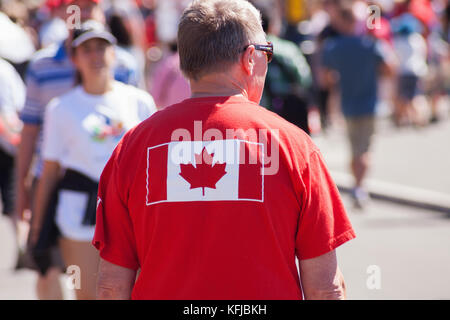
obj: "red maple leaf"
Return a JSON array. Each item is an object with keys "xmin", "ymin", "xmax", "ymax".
[{"xmin": 179, "ymin": 147, "xmax": 227, "ymax": 196}]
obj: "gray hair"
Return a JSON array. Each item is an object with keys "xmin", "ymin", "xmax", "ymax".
[{"xmin": 178, "ymin": 0, "xmax": 263, "ymax": 80}]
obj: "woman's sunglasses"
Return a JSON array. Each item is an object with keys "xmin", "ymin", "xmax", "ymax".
[{"xmin": 243, "ymin": 41, "xmax": 273, "ymax": 63}]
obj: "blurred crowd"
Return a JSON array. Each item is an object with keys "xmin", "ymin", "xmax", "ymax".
[
  {"xmin": 0, "ymin": 0, "xmax": 449, "ymax": 299},
  {"xmin": 1, "ymin": 0, "xmax": 449, "ymax": 124}
]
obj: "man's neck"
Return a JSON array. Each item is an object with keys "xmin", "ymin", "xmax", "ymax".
[{"xmin": 189, "ymin": 72, "xmax": 249, "ymax": 100}]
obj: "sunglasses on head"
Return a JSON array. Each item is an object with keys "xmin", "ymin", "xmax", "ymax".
[{"xmin": 243, "ymin": 41, "xmax": 273, "ymax": 63}]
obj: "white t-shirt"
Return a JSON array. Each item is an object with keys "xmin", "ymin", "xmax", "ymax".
[
  {"xmin": 39, "ymin": 18, "xmax": 69, "ymax": 48},
  {"xmin": 42, "ymin": 81, "xmax": 157, "ymax": 240},
  {"xmin": 393, "ymin": 33, "xmax": 428, "ymax": 77}
]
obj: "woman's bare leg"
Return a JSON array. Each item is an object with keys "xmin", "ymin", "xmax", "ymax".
[{"xmin": 59, "ymin": 237, "xmax": 99, "ymax": 300}]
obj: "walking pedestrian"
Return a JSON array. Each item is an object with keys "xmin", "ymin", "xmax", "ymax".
[
  {"xmin": 30, "ymin": 20, "xmax": 156, "ymax": 300},
  {"xmin": 256, "ymin": 1, "xmax": 313, "ymax": 134},
  {"xmin": 392, "ymin": 13, "xmax": 429, "ymax": 126},
  {"xmin": 15, "ymin": 0, "xmax": 141, "ymax": 300},
  {"xmin": 321, "ymin": 6, "xmax": 395, "ymax": 209}
]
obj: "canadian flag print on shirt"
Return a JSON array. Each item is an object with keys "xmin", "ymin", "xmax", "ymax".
[{"xmin": 146, "ymin": 140, "xmax": 264, "ymax": 205}]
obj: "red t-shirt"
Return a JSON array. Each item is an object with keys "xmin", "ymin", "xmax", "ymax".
[{"xmin": 93, "ymin": 95, "xmax": 355, "ymax": 300}]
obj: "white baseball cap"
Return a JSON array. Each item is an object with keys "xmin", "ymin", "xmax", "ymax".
[{"xmin": 71, "ymin": 20, "xmax": 117, "ymax": 48}]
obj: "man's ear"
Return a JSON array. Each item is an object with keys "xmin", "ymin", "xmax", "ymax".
[{"xmin": 241, "ymin": 46, "xmax": 256, "ymax": 75}]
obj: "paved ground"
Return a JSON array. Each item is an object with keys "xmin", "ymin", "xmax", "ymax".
[
  {"xmin": 338, "ymin": 195, "xmax": 450, "ymax": 300},
  {"xmin": 0, "ymin": 218, "xmax": 74, "ymax": 300},
  {"xmin": 315, "ymin": 114, "xmax": 450, "ymax": 299}
]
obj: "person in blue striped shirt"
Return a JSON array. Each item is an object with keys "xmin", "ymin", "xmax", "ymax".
[{"xmin": 15, "ymin": 0, "xmax": 140, "ymax": 300}]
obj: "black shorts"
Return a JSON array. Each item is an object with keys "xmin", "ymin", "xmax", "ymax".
[
  {"xmin": 398, "ymin": 74, "xmax": 419, "ymax": 100},
  {"xmin": 0, "ymin": 148, "xmax": 15, "ymax": 216}
]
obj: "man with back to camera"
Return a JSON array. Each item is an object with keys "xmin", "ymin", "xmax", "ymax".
[{"xmin": 94, "ymin": 0, "xmax": 355, "ymax": 300}]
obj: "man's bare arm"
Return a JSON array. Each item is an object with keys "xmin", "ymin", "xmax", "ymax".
[
  {"xmin": 299, "ymin": 250, "xmax": 347, "ymax": 300},
  {"xmin": 96, "ymin": 258, "xmax": 137, "ymax": 300}
]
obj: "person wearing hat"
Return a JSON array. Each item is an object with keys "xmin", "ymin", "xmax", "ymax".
[
  {"xmin": 29, "ymin": 20, "xmax": 156, "ymax": 300},
  {"xmin": 15, "ymin": 0, "xmax": 140, "ymax": 299}
]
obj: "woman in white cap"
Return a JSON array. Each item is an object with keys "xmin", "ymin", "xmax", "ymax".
[{"xmin": 30, "ymin": 20, "xmax": 157, "ymax": 299}]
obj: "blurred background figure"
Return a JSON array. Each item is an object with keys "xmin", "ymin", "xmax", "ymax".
[
  {"xmin": 254, "ymin": 0, "xmax": 313, "ymax": 134},
  {"xmin": 0, "ymin": 57, "xmax": 25, "ymax": 267},
  {"xmin": 0, "ymin": 0, "xmax": 37, "ymax": 79},
  {"xmin": 149, "ymin": 42, "xmax": 190, "ymax": 109},
  {"xmin": 314, "ymin": 0, "xmax": 344, "ymax": 130},
  {"xmin": 146, "ymin": 0, "xmax": 190, "ymax": 108},
  {"xmin": 103, "ymin": 0, "xmax": 148, "ymax": 88},
  {"xmin": 391, "ymin": 13, "xmax": 429, "ymax": 126},
  {"xmin": 320, "ymin": 5, "xmax": 395, "ymax": 209},
  {"xmin": 39, "ymin": 0, "xmax": 69, "ymax": 48},
  {"xmin": 14, "ymin": 0, "xmax": 139, "ymax": 300},
  {"xmin": 422, "ymin": 0, "xmax": 450, "ymax": 124},
  {"xmin": 30, "ymin": 21, "xmax": 155, "ymax": 299}
]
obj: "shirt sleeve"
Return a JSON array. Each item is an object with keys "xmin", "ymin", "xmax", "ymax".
[
  {"xmin": 295, "ymin": 149, "xmax": 355, "ymax": 260},
  {"xmin": 41, "ymin": 99, "xmax": 66, "ymax": 162},
  {"xmin": 92, "ymin": 135, "xmax": 140, "ymax": 270},
  {"xmin": 113, "ymin": 46, "xmax": 139, "ymax": 87},
  {"xmin": 137, "ymin": 90, "xmax": 157, "ymax": 120},
  {"xmin": 20, "ymin": 64, "xmax": 46, "ymax": 125}
]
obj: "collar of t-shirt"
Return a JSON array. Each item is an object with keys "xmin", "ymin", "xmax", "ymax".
[
  {"xmin": 180, "ymin": 94, "xmax": 259, "ymax": 107},
  {"xmin": 75, "ymin": 82, "xmax": 121, "ymax": 104}
]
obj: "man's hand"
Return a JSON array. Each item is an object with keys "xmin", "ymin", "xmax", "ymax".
[{"xmin": 299, "ymin": 250, "xmax": 347, "ymax": 300}]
